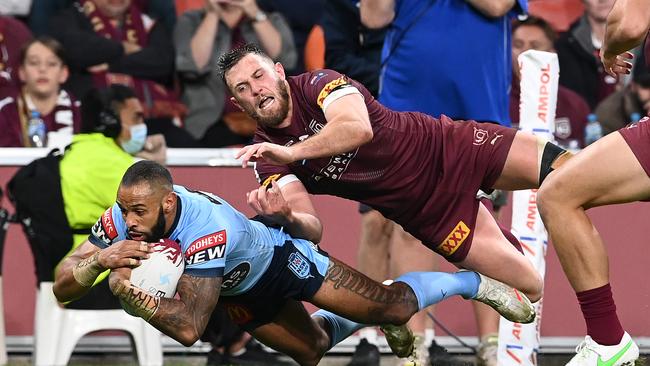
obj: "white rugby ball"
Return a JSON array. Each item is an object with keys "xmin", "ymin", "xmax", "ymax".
[{"xmin": 130, "ymin": 238, "xmax": 184, "ymax": 298}]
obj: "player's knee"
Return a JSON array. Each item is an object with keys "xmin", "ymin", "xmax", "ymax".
[
  {"xmin": 294, "ymin": 340, "xmax": 328, "ymax": 366},
  {"xmin": 362, "ymin": 210, "xmax": 393, "ymax": 238},
  {"xmin": 537, "ymin": 173, "xmax": 568, "ymax": 218},
  {"xmin": 524, "ymin": 272, "xmax": 544, "ymax": 303},
  {"xmin": 380, "ymin": 284, "xmax": 417, "ymax": 325}
]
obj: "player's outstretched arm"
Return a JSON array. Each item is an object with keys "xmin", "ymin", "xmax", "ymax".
[
  {"xmin": 236, "ymin": 94, "xmax": 372, "ymax": 167},
  {"xmin": 53, "ymin": 240, "xmax": 153, "ymax": 303},
  {"xmin": 290, "ymin": 93, "xmax": 373, "ymax": 162},
  {"xmin": 601, "ymin": 0, "xmax": 650, "ymax": 76},
  {"xmin": 109, "ymin": 271, "xmax": 222, "ymax": 347}
]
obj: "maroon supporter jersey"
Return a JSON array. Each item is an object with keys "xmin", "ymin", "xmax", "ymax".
[{"xmin": 253, "ymin": 70, "xmax": 514, "ymax": 260}]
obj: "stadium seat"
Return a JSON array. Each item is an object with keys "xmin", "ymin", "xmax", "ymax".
[{"xmin": 33, "ymin": 282, "xmax": 162, "ymax": 366}]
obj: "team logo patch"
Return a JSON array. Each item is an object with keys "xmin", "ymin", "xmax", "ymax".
[
  {"xmin": 473, "ymin": 127, "xmax": 489, "ymax": 146},
  {"xmin": 222, "ymin": 262, "xmax": 251, "ymax": 291},
  {"xmin": 554, "ymin": 117, "xmax": 571, "ymax": 139},
  {"xmin": 436, "ymin": 221, "xmax": 471, "ymax": 257},
  {"xmin": 262, "ymin": 174, "xmax": 281, "ymax": 188},
  {"xmin": 185, "ymin": 230, "xmax": 227, "ymax": 265},
  {"xmin": 288, "ymin": 252, "xmax": 312, "ymax": 279},
  {"xmin": 91, "ymin": 207, "xmax": 117, "ymax": 245},
  {"xmin": 317, "ymin": 76, "xmax": 349, "ymax": 108},
  {"xmin": 224, "ymin": 303, "xmax": 253, "ymax": 325}
]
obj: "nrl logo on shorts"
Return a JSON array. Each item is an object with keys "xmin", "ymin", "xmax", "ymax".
[
  {"xmin": 288, "ymin": 252, "xmax": 313, "ymax": 279},
  {"xmin": 473, "ymin": 127, "xmax": 489, "ymax": 146}
]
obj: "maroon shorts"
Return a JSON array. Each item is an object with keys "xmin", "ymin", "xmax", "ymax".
[
  {"xmin": 403, "ymin": 118, "xmax": 517, "ymax": 262},
  {"xmin": 619, "ymin": 116, "xmax": 650, "ymax": 178}
]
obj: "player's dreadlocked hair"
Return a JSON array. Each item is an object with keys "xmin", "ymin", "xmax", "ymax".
[
  {"xmin": 217, "ymin": 43, "xmax": 272, "ymax": 84},
  {"xmin": 121, "ymin": 160, "xmax": 173, "ymax": 193}
]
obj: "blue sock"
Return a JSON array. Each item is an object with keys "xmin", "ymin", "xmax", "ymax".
[
  {"xmin": 394, "ymin": 271, "xmax": 480, "ymax": 310},
  {"xmin": 312, "ymin": 309, "xmax": 366, "ymax": 350}
]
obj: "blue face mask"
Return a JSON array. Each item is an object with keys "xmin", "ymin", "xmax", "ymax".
[{"xmin": 121, "ymin": 124, "xmax": 147, "ymax": 155}]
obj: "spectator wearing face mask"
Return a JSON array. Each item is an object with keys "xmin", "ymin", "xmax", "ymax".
[{"xmin": 57, "ymin": 84, "xmax": 166, "ymax": 284}]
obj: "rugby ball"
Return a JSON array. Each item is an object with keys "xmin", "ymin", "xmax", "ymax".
[{"xmin": 129, "ymin": 238, "xmax": 185, "ymax": 298}]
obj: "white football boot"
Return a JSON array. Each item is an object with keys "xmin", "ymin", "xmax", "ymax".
[{"xmin": 566, "ymin": 332, "xmax": 639, "ymax": 366}]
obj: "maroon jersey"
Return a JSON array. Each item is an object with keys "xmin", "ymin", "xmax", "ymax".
[
  {"xmin": 254, "ymin": 70, "xmax": 516, "ymax": 261},
  {"xmin": 0, "ymin": 90, "xmax": 81, "ymax": 147}
]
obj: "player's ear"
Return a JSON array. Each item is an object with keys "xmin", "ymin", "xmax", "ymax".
[
  {"xmin": 274, "ymin": 62, "xmax": 286, "ymax": 80},
  {"xmin": 163, "ymin": 192, "xmax": 176, "ymax": 213}
]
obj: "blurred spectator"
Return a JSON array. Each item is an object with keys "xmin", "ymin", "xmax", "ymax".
[
  {"xmin": 258, "ymin": 0, "xmax": 324, "ymax": 75},
  {"xmin": 596, "ymin": 71, "xmax": 650, "ymax": 135},
  {"xmin": 322, "ymin": 0, "xmax": 385, "ymax": 95},
  {"xmin": 362, "ymin": 0, "xmax": 526, "ymax": 127},
  {"xmin": 0, "ymin": 37, "xmax": 81, "ymax": 148},
  {"xmin": 47, "ymin": 0, "xmax": 198, "ymax": 147},
  {"xmin": 361, "ymin": 0, "xmax": 526, "ymax": 365},
  {"xmin": 29, "ymin": 0, "xmax": 177, "ymax": 36},
  {"xmin": 57, "ymin": 84, "xmax": 165, "ymax": 289},
  {"xmin": 174, "ymin": 0, "xmax": 296, "ymax": 147},
  {"xmin": 510, "ymin": 16, "xmax": 590, "ymax": 148},
  {"xmin": 0, "ymin": 15, "xmax": 33, "ymax": 91},
  {"xmin": 555, "ymin": 0, "xmax": 617, "ymax": 109},
  {"xmin": 0, "ymin": 0, "xmax": 32, "ymax": 16}
]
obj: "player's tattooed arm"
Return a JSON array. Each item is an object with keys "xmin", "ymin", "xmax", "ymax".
[{"xmin": 148, "ymin": 274, "xmax": 222, "ymax": 347}]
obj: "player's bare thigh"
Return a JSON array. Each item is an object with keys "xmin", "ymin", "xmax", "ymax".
[
  {"xmin": 492, "ymin": 131, "xmax": 541, "ymax": 190},
  {"xmin": 252, "ymin": 300, "xmax": 329, "ymax": 366},
  {"xmin": 539, "ymin": 131, "xmax": 650, "ymax": 208},
  {"xmin": 458, "ymin": 202, "xmax": 543, "ymax": 302}
]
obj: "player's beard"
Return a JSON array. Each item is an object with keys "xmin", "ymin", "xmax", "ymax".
[
  {"xmin": 246, "ymin": 79, "xmax": 290, "ymax": 128},
  {"xmin": 148, "ymin": 205, "xmax": 167, "ymax": 242}
]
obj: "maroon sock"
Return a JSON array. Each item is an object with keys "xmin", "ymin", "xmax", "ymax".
[{"xmin": 576, "ymin": 284, "xmax": 624, "ymax": 345}]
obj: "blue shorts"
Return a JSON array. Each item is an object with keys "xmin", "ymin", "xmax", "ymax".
[{"xmin": 217, "ymin": 240, "xmax": 330, "ymax": 330}]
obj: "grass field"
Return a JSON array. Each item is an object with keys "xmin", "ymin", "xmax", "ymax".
[{"xmin": 1, "ymin": 353, "xmax": 589, "ymax": 365}]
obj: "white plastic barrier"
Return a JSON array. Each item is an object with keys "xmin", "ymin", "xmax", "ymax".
[
  {"xmin": 0, "ymin": 148, "xmax": 242, "ymax": 167},
  {"xmin": 497, "ymin": 50, "xmax": 559, "ymax": 366}
]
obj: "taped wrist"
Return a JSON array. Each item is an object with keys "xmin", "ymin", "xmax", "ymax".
[
  {"xmin": 72, "ymin": 251, "xmax": 103, "ymax": 287},
  {"xmin": 114, "ymin": 280, "xmax": 160, "ymax": 321}
]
